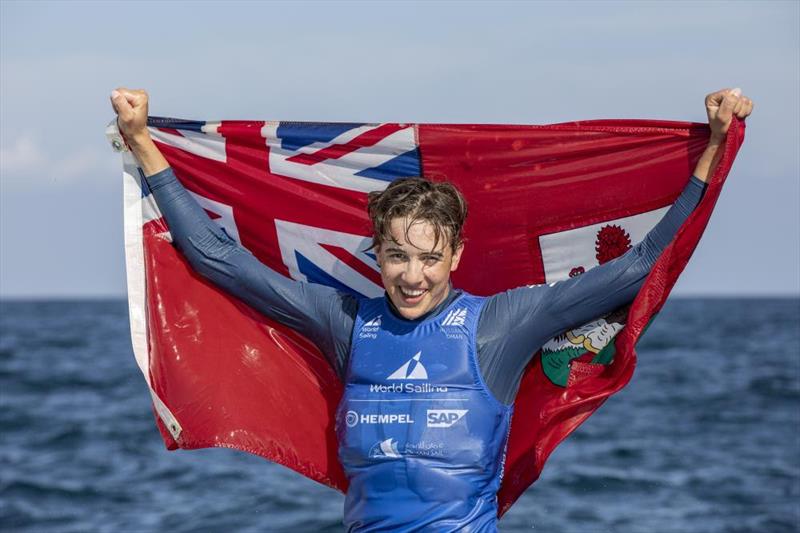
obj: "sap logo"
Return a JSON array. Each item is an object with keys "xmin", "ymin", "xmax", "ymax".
[
  {"xmin": 441, "ymin": 308, "xmax": 467, "ymax": 327},
  {"xmin": 387, "ymin": 351, "xmax": 427, "ymax": 380},
  {"xmin": 359, "ymin": 315, "xmax": 381, "ymax": 339},
  {"xmin": 426, "ymin": 409, "xmax": 468, "ymax": 428},
  {"xmin": 369, "ymin": 438, "xmax": 401, "ymax": 459}
]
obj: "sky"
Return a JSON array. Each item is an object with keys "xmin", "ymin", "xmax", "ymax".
[{"xmin": 1, "ymin": 0, "xmax": 798, "ymax": 298}]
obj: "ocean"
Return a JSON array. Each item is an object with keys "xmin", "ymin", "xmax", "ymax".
[{"xmin": 1, "ymin": 298, "xmax": 798, "ymax": 533}]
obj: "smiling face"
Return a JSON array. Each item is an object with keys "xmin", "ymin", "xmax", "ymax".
[{"xmin": 376, "ymin": 217, "xmax": 464, "ymax": 320}]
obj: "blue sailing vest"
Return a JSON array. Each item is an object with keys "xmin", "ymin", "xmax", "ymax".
[{"xmin": 336, "ymin": 292, "xmax": 514, "ymax": 532}]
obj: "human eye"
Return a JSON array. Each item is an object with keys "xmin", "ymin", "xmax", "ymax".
[
  {"xmin": 422, "ymin": 255, "xmax": 442, "ymax": 266},
  {"xmin": 388, "ymin": 252, "xmax": 407, "ymax": 262}
]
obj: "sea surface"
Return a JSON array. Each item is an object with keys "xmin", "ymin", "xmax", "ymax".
[{"xmin": 1, "ymin": 298, "xmax": 798, "ymax": 533}]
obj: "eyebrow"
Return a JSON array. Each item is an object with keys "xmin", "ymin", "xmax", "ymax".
[{"xmin": 384, "ymin": 246, "xmax": 443, "ymax": 258}]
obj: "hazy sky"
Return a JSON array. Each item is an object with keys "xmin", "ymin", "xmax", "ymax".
[{"xmin": 1, "ymin": 0, "xmax": 798, "ymax": 298}]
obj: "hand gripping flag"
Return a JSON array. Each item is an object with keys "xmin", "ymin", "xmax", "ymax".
[{"xmin": 109, "ymin": 116, "xmax": 745, "ymax": 514}]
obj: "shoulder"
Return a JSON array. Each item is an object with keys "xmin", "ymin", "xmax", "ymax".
[
  {"xmin": 478, "ymin": 283, "xmax": 557, "ymax": 326},
  {"xmin": 353, "ymin": 295, "xmax": 383, "ymax": 320},
  {"xmin": 459, "ymin": 291, "xmax": 487, "ymax": 313}
]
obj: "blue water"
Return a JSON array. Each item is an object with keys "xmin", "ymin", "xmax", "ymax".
[{"xmin": 1, "ymin": 298, "xmax": 798, "ymax": 532}]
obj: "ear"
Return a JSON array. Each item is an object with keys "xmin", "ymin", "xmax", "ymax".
[{"xmin": 450, "ymin": 242, "xmax": 464, "ymax": 272}]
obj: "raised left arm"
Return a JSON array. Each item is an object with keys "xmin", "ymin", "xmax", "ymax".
[
  {"xmin": 693, "ymin": 88, "xmax": 753, "ymax": 183},
  {"xmin": 484, "ymin": 87, "xmax": 755, "ymax": 343},
  {"xmin": 476, "ymin": 174, "xmax": 704, "ymax": 404},
  {"xmin": 475, "ymin": 88, "xmax": 754, "ymax": 404},
  {"xmin": 533, "ymin": 88, "xmax": 755, "ymax": 332}
]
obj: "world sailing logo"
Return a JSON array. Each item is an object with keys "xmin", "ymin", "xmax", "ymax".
[
  {"xmin": 370, "ymin": 351, "xmax": 447, "ymax": 393},
  {"xmin": 387, "ymin": 351, "xmax": 427, "ymax": 380},
  {"xmin": 359, "ymin": 315, "xmax": 381, "ymax": 340},
  {"xmin": 364, "ymin": 316, "xmax": 381, "ymax": 327}
]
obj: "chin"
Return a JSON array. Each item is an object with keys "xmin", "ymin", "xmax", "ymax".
[
  {"xmin": 398, "ymin": 307, "xmax": 425, "ymax": 320},
  {"xmin": 389, "ymin": 295, "xmax": 429, "ymax": 320}
]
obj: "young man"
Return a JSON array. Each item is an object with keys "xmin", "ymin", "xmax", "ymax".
[{"xmin": 111, "ymin": 88, "xmax": 752, "ymax": 531}]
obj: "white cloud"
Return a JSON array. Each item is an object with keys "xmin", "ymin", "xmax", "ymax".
[
  {"xmin": 59, "ymin": 145, "xmax": 104, "ymax": 181},
  {"xmin": 0, "ymin": 132, "xmax": 116, "ymax": 188},
  {"xmin": 0, "ymin": 134, "xmax": 47, "ymax": 174}
]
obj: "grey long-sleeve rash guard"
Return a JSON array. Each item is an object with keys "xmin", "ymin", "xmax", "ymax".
[{"xmin": 145, "ymin": 168, "xmax": 705, "ymax": 404}]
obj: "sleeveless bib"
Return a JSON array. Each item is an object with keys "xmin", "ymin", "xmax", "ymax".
[{"xmin": 335, "ymin": 292, "xmax": 513, "ymax": 532}]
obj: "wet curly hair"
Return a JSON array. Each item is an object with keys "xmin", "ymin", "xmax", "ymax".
[{"xmin": 367, "ymin": 177, "xmax": 468, "ymax": 253}]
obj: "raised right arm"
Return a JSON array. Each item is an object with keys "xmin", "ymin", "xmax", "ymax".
[{"xmin": 110, "ymin": 88, "xmax": 355, "ymax": 377}]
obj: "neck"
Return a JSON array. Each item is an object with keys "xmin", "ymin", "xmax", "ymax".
[{"xmin": 385, "ymin": 284, "xmax": 460, "ymax": 323}]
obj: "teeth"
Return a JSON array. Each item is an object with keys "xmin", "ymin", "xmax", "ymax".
[{"xmin": 400, "ymin": 288, "xmax": 426, "ymax": 297}]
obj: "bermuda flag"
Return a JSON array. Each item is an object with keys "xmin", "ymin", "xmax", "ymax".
[{"xmin": 110, "ymin": 116, "xmax": 745, "ymax": 514}]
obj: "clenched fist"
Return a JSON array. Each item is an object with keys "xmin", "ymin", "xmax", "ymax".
[
  {"xmin": 705, "ymin": 88, "xmax": 754, "ymax": 140},
  {"xmin": 110, "ymin": 87, "xmax": 168, "ymax": 176},
  {"xmin": 110, "ymin": 88, "xmax": 150, "ymax": 143}
]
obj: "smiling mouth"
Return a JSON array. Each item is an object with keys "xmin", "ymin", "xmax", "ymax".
[{"xmin": 398, "ymin": 287, "xmax": 428, "ymax": 300}]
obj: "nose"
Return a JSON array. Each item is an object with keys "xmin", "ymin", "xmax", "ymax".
[{"xmin": 401, "ymin": 258, "xmax": 424, "ymax": 285}]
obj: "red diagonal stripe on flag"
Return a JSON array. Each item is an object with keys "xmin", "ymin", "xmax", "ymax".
[
  {"xmin": 286, "ymin": 124, "xmax": 406, "ymax": 166},
  {"xmin": 320, "ymin": 243, "xmax": 383, "ymax": 287},
  {"xmin": 157, "ymin": 127, "xmax": 184, "ymax": 137}
]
